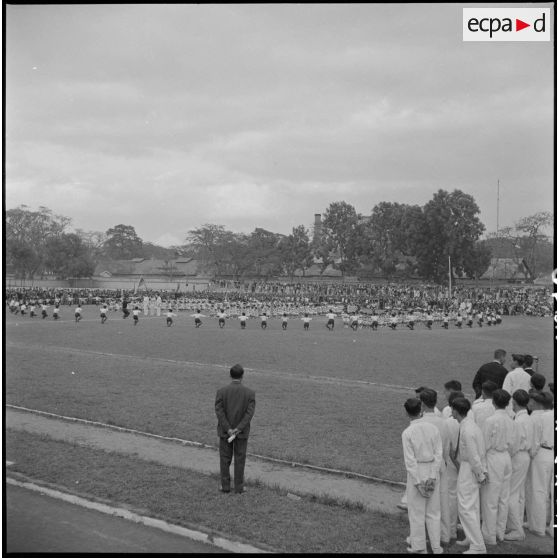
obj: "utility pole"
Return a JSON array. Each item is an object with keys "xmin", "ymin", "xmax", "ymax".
[
  {"xmin": 496, "ymin": 179, "xmax": 500, "ymax": 236},
  {"xmin": 448, "ymin": 255, "xmax": 452, "ymax": 298}
]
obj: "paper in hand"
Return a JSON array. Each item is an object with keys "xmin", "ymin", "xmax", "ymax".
[{"xmin": 227, "ymin": 433, "xmax": 237, "ymax": 443}]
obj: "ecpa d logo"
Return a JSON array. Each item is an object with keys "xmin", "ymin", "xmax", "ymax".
[{"xmin": 463, "ymin": 8, "xmax": 550, "ymax": 41}]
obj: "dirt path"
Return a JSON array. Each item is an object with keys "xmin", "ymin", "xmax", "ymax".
[{"xmin": 7, "ymin": 407, "xmax": 404, "ymax": 513}]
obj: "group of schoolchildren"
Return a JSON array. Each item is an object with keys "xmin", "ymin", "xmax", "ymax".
[{"xmin": 400, "ymin": 350, "xmax": 554, "ymax": 554}]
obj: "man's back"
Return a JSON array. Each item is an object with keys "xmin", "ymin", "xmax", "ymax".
[
  {"xmin": 215, "ymin": 381, "xmax": 256, "ymax": 439},
  {"xmin": 472, "ymin": 362, "xmax": 508, "ymax": 397}
]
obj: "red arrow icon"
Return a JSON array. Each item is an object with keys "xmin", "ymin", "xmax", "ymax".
[{"xmin": 516, "ymin": 18, "xmax": 530, "ymax": 31}]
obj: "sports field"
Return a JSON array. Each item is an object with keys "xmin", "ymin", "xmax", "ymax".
[{"xmin": 5, "ymin": 310, "xmax": 554, "ymax": 483}]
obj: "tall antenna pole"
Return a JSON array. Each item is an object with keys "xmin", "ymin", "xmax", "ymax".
[{"xmin": 496, "ymin": 179, "xmax": 500, "ymax": 236}]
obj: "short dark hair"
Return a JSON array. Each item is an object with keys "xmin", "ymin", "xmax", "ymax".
[
  {"xmin": 512, "ymin": 389, "xmax": 530, "ymax": 408},
  {"xmin": 448, "ymin": 391, "xmax": 465, "ymax": 406},
  {"xmin": 530, "ymin": 373, "xmax": 546, "ymax": 391},
  {"xmin": 523, "ymin": 354, "xmax": 534, "ymax": 367},
  {"xmin": 481, "ymin": 380, "xmax": 498, "ymax": 397},
  {"xmin": 450, "ymin": 397, "xmax": 471, "ymax": 417},
  {"xmin": 492, "ymin": 389, "xmax": 511, "ymax": 409},
  {"xmin": 548, "ymin": 383, "xmax": 554, "ymax": 395},
  {"xmin": 419, "ymin": 388, "xmax": 437, "ymax": 408},
  {"xmin": 541, "ymin": 392, "xmax": 554, "ymax": 410},
  {"xmin": 529, "ymin": 391, "xmax": 547, "ymax": 406},
  {"xmin": 444, "ymin": 380, "xmax": 462, "ymax": 392},
  {"xmin": 404, "ymin": 398, "xmax": 422, "ymax": 417},
  {"xmin": 415, "ymin": 386, "xmax": 428, "ymax": 394},
  {"xmin": 230, "ymin": 364, "xmax": 244, "ymax": 379},
  {"xmin": 494, "ymin": 349, "xmax": 506, "ymax": 360},
  {"xmin": 512, "ymin": 354, "xmax": 525, "ymax": 366}
]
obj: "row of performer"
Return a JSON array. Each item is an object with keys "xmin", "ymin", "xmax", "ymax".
[{"xmin": 9, "ymin": 302, "xmax": 505, "ymax": 330}]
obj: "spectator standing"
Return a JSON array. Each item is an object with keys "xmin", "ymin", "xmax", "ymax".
[
  {"xmin": 215, "ymin": 364, "xmax": 256, "ymax": 494},
  {"xmin": 472, "ymin": 350, "xmax": 508, "ymax": 400}
]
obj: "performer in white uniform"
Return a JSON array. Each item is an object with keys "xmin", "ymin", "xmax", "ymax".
[
  {"xmin": 418, "ymin": 389, "xmax": 451, "ymax": 546},
  {"xmin": 525, "ymin": 392, "xmax": 554, "ymax": 537},
  {"xmin": 480, "ymin": 389, "xmax": 515, "ymax": 545},
  {"xmin": 451, "ymin": 397, "xmax": 488, "ymax": 554},
  {"xmin": 505, "ymin": 389, "xmax": 533, "ymax": 541},
  {"xmin": 471, "ymin": 381, "xmax": 497, "ymax": 431},
  {"xmin": 401, "ymin": 398, "xmax": 443, "ymax": 554}
]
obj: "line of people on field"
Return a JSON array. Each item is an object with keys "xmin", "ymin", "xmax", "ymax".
[{"xmin": 400, "ymin": 349, "xmax": 554, "ymax": 554}]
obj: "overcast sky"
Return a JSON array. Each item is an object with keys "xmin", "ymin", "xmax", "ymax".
[{"xmin": 6, "ymin": 3, "xmax": 554, "ymax": 247}]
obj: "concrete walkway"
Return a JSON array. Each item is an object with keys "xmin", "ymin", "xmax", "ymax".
[{"xmin": 6, "ymin": 407, "xmax": 404, "ymax": 513}]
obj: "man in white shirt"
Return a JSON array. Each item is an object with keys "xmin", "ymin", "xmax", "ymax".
[
  {"xmin": 301, "ymin": 313, "xmax": 312, "ymax": 331},
  {"xmin": 418, "ymin": 389, "xmax": 451, "ymax": 546},
  {"xmin": 401, "ymin": 398, "xmax": 443, "ymax": 554},
  {"xmin": 505, "ymin": 389, "xmax": 533, "ymax": 541},
  {"xmin": 479, "ymin": 389, "xmax": 515, "ymax": 546},
  {"xmin": 525, "ymin": 392, "xmax": 554, "ymax": 537},
  {"xmin": 471, "ymin": 381, "xmax": 497, "ymax": 431},
  {"xmin": 451, "ymin": 397, "xmax": 488, "ymax": 554},
  {"xmin": 502, "ymin": 354, "xmax": 531, "ymax": 397}
]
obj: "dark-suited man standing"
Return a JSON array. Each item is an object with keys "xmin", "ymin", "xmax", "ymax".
[
  {"xmin": 215, "ymin": 364, "xmax": 256, "ymax": 494},
  {"xmin": 472, "ymin": 349, "xmax": 508, "ymax": 399}
]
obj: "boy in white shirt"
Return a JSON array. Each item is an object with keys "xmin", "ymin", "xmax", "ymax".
[
  {"xmin": 74, "ymin": 305, "xmax": 82, "ymax": 323},
  {"xmin": 166, "ymin": 308, "xmax": 176, "ymax": 327},
  {"xmin": 217, "ymin": 309, "xmax": 227, "ymax": 328},
  {"xmin": 100, "ymin": 304, "xmax": 108, "ymax": 324},
  {"xmin": 326, "ymin": 310, "xmax": 336, "ymax": 331},
  {"xmin": 239, "ymin": 312, "xmax": 248, "ymax": 329},
  {"xmin": 133, "ymin": 306, "xmax": 140, "ymax": 325},
  {"xmin": 260, "ymin": 312, "xmax": 268, "ymax": 329},
  {"xmin": 191, "ymin": 310, "xmax": 205, "ymax": 328},
  {"xmin": 281, "ymin": 313, "xmax": 288, "ymax": 330},
  {"xmin": 301, "ymin": 313, "xmax": 312, "ymax": 330}
]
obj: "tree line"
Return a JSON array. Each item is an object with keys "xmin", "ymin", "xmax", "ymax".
[{"xmin": 5, "ymin": 191, "xmax": 553, "ymax": 284}]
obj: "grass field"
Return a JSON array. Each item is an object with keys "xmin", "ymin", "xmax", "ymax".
[{"xmin": 5, "ymin": 309, "xmax": 554, "ymax": 483}]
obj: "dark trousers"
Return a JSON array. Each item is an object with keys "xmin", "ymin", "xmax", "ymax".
[{"xmin": 219, "ymin": 436, "xmax": 248, "ymax": 493}]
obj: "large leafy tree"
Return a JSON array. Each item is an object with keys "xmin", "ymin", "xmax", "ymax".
[
  {"xmin": 414, "ymin": 189, "xmax": 485, "ymax": 283},
  {"xmin": 278, "ymin": 225, "xmax": 313, "ymax": 280},
  {"xmin": 462, "ymin": 240, "xmax": 492, "ymax": 282},
  {"xmin": 362, "ymin": 202, "xmax": 424, "ymax": 277},
  {"xmin": 6, "ymin": 205, "xmax": 71, "ymax": 279},
  {"xmin": 44, "ymin": 233, "xmax": 96, "ymax": 278},
  {"xmin": 187, "ymin": 224, "xmax": 237, "ymax": 278},
  {"xmin": 320, "ymin": 201, "xmax": 362, "ymax": 275},
  {"xmin": 245, "ymin": 228, "xmax": 284, "ymax": 278},
  {"xmin": 104, "ymin": 224, "xmax": 143, "ymax": 260}
]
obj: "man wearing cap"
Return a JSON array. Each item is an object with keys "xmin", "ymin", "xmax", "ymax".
[
  {"xmin": 525, "ymin": 392, "xmax": 554, "ymax": 536},
  {"xmin": 472, "ymin": 350, "xmax": 508, "ymax": 400},
  {"xmin": 401, "ymin": 398, "xmax": 443, "ymax": 554},
  {"xmin": 215, "ymin": 364, "xmax": 256, "ymax": 494}
]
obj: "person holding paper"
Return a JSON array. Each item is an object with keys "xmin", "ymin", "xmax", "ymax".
[{"xmin": 215, "ymin": 364, "xmax": 256, "ymax": 494}]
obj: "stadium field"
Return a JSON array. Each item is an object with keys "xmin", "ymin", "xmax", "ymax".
[{"xmin": 5, "ymin": 311, "xmax": 554, "ymax": 483}]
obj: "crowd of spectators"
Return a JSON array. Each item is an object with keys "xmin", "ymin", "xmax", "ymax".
[{"xmin": 6, "ymin": 281, "xmax": 553, "ymax": 318}]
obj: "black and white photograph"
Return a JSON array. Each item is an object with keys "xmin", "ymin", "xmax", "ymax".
[{"xmin": 4, "ymin": 2, "xmax": 555, "ymax": 554}]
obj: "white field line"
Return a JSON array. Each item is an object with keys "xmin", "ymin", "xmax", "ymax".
[
  {"xmin": 6, "ymin": 477, "xmax": 270, "ymax": 553},
  {"xmin": 5, "ymin": 340, "xmax": 418, "ymax": 393},
  {"xmin": 7, "ymin": 404, "xmax": 406, "ymax": 488}
]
